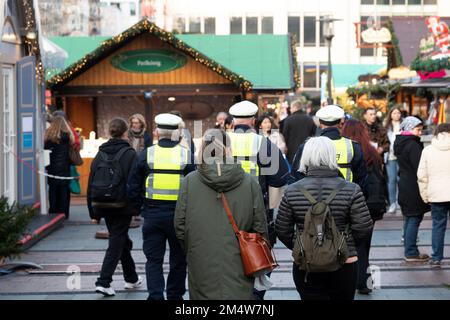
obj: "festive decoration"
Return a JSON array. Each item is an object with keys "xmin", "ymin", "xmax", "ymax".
[
  {"xmin": 47, "ymin": 19, "xmax": 253, "ymax": 91},
  {"xmin": 386, "ymin": 19, "xmax": 403, "ymax": 70},
  {"xmin": 388, "ymin": 66, "xmax": 417, "ymax": 80},
  {"xmin": 361, "ymin": 26, "xmax": 391, "ymax": 44},
  {"xmin": 22, "ymin": 0, "xmax": 44, "ymax": 85},
  {"xmin": 347, "ymin": 82, "xmax": 401, "ymax": 114},
  {"xmin": 347, "ymin": 82, "xmax": 401, "ymax": 99},
  {"xmin": 425, "ymin": 16, "xmax": 450, "ymax": 54},
  {"xmin": 290, "ymin": 34, "xmax": 301, "ymax": 89},
  {"xmin": 411, "ymin": 55, "xmax": 450, "ymax": 73}
]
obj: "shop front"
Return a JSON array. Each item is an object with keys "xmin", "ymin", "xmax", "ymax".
[{"xmin": 1, "ymin": 0, "xmax": 45, "ymax": 207}]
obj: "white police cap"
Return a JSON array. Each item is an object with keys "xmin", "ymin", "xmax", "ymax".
[
  {"xmin": 316, "ymin": 105, "xmax": 345, "ymax": 123},
  {"xmin": 229, "ymin": 100, "xmax": 259, "ymax": 118},
  {"xmin": 155, "ymin": 113, "xmax": 182, "ymax": 130}
]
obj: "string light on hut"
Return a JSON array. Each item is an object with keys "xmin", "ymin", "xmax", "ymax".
[{"xmin": 47, "ymin": 19, "xmax": 253, "ymax": 92}]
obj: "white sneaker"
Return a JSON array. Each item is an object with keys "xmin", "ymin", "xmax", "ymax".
[
  {"xmin": 124, "ymin": 276, "xmax": 143, "ymax": 290},
  {"xmin": 388, "ymin": 203, "xmax": 396, "ymax": 214},
  {"xmin": 95, "ymin": 286, "xmax": 115, "ymax": 297}
]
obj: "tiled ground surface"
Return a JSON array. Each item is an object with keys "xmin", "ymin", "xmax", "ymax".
[{"xmin": 1, "ymin": 205, "xmax": 449, "ymax": 300}]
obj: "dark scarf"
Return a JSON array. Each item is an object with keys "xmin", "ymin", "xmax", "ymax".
[{"xmin": 128, "ymin": 129, "xmax": 145, "ymax": 153}]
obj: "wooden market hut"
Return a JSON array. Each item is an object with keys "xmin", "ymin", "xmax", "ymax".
[
  {"xmin": 46, "ymin": 18, "xmax": 298, "ymax": 195},
  {"xmin": 47, "ymin": 18, "xmax": 298, "ymax": 139}
]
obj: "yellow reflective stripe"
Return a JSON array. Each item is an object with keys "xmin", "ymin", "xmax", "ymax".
[
  {"xmin": 333, "ymin": 138, "xmax": 354, "ymax": 182},
  {"xmin": 145, "ymin": 145, "xmax": 187, "ymax": 200},
  {"xmin": 228, "ymin": 132, "xmax": 262, "ymax": 177}
]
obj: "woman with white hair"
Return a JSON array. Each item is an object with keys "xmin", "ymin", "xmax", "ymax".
[{"xmin": 276, "ymin": 136, "xmax": 373, "ymax": 300}]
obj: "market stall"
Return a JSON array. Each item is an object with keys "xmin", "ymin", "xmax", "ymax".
[{"xmin": 46, "ymin": 19, "xmax": 298, "ymax": 195}]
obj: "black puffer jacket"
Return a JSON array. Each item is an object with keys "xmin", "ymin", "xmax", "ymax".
[
  {"xmin": 394, "ymin": 134, "xmax": 430, "ymax": 216},
  {"xmin": 275, "ymin": 167, "xmax": 373, "ymax": 257},
  {"xmin": 45, "ymin": 132, "xmax": 71, "ymax": 186},
  {"xmin": 87, "ymin": 138, "xmax": 137, "ymax": 219}
]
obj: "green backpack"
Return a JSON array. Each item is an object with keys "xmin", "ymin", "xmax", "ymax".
[{"xmin": 292, "ymin": 182, "xmax": 350, "ymax": 275}]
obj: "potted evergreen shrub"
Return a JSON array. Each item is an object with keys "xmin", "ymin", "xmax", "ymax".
[{"xmin": 0, "ymin": 197, "xmax": 36, "ymax": 266}]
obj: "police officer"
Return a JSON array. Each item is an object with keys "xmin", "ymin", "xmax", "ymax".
[
  {"xmin": 127, "ymin": 113, "xmax": 196, "ymax": 300},
  {"xmin": 291, "ymin": 105, "xmax": 368, "ymax": 192},
  {"xmin": 228, "ymin": 100, "xmax": 290, "ymax": 300}
]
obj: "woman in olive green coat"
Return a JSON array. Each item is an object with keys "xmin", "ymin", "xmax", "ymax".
[{"xmin": 174, "ymin": 129, "xmax": 268, "ymax": 300}]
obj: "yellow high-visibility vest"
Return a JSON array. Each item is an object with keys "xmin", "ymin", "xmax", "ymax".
[
  {"xmin": 145, "ymin": 145, "xmax": 188, "ymax": 201},
  {"xmin": 228, "ymin": 132, "xmax": 263, "ymax": 177},
  {"xmin": 332, "ymin": 137, "xmax": 354, "ymax": 182}
]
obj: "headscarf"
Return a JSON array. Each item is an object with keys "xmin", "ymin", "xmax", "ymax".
[{"xmin": 400, "ymin": 116, "xmax": 422, "ymax": 132}]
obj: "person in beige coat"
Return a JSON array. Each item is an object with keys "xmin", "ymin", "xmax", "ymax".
[{"xmin": 417, "ymin": 123, "xmax": 450, "ymax": 268}]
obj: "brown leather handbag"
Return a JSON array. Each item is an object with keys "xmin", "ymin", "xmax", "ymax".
[
  {"xmin": 221, "ymin": 193, "xmax": 278, "ymax": 278},
  {"xmin": 69, "ymin": 144, "xmax": 83, "ymax": 166}
]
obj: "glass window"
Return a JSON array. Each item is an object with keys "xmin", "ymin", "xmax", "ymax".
[
  {"xmin": 204, "ymin": 17, "xmax": 215, "ymax": 34},
  {"xmin": 304, "ymin": 16, "xmax": 316, "ymax": 47},
  {"xmin": 261, "ymin": 17, "xmax": 273, "ymax": 34},
  {"xmin": 361, "ymin": 0, "xmax": 375, "ymax": 4},
  {"xmin": 408, "ymin": 0, "xmax": 421, "ymax": 4},
  {"xmin": 319, "ymin": 16, "xmax": 326, "ymax": 47},
  {"xmin": 392, "ymin": 0, "xmax": 406, "ymax": 4},
  {"xmin": 376, "ymin": 0, "xmax": 390, "ymax": 4},
  {"xmin": 424, "ymin": 0, "xmax": 437, "ymax": 4},
  {"xmin": 288, "ymin": 16, "xmax": 300, "ymax": 44},
  {"xmin": 246, "ymin": 17, "xmax": 258, "ymax": 34},
  {"xmin": 230, "ymin": 17, "xmax": 243, "ymax": 34},
  {"xmin": 189, "ymin": 17, "xmax": 201, "ymax": 33},
  {"xmin": 360, "ymin": 16, "xmax": 374, "ymax": 57},
  {"xmin": 361, "ymin": 48, "xmax": 375, "ymax": 57},
  {"xmin": 173, "ymin": 17, "xmax": 186, "ymax": 33},
  {"xmin": 303, "ymin": 64, "xmax": 317, "ymax": 88},
  {"xmin": 130, "ymin": 2, "xmax": 136, "ymax": 15},
  {"xmin": 111, "ymin": 2, "xmax": 121, "ymax": 10}
]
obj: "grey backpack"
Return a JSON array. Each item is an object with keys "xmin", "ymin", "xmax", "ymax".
[{"xmin": 292, "ymin": 182, "xmax": 350, "ymax": 275}]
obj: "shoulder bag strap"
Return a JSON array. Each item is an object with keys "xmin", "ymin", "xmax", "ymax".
[
  {"xmin": 298, "ymin": 185, "xmax": 318, "ymax": 205},
  {"xmin": 221, "ymin": 193, "xmax": 240, "ymax": 236},
  {"xmin": 324, "ymin": 181, "xmax": 347, "ymax": 205},
  {"xmin": 113, "ymin": 146, "xmax": 132, "ymax": 162}
]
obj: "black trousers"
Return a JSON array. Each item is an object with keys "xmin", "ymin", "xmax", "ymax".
[
  {"xmin": 293, "ymin": 262, "xmax": 358, "ymax": 300},
  {"xmin": 142, "ymin": 213, "xmax": 187, "ymax": 300},
  {"xmin": 48, "ymin": 180, "xmax": 71, "ymax": 218},
  {"xmin": 95, "ymin": 215, "xmax": 138, "ymax": 288},
  {"xmin": 356, "ymin": 226, "xmax": 374, "ymax": 289}
]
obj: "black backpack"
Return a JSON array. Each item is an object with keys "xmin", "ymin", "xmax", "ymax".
[
  {"xmin": 89, "ymin": 147, "xmax": 132, "ymax": 208},
  {"xmin": 292, "ymin": 182, "xmax": 350, "ymax": 274}
]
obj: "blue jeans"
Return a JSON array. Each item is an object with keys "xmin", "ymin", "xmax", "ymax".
[
  {"xmin": 431, "ymin": 202, "xmax": 450, "ymax": 262},
  {"xmin": 385, "ymin": 159, "xmax": 399, "ymax": 206},
  {"xmin": 404, "ymin": 215, "xmax": 424, "ymax": 257},
  {"xmin": 142, "ymin": 211, "xmax": 187, "ymax": 300}
]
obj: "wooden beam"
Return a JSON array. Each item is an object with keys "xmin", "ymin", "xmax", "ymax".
[{"xmin": 52, "ymin": 84, "xmax": 241, "ymax": 97}]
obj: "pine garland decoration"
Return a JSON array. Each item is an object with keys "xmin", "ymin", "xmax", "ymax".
[
  {"xmin": 386, "ymin": 18, "xmax": 403, "ymax": 70},
  {"xmin": 47, "ymin": 19, "xmax": 253, "ymax": 91}
]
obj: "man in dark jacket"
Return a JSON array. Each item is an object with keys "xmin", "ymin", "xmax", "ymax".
[
  {"xmin": 282, "ymin": 99, "xmax": 317, "ymax": 164},
  {"xmin": 363, "ymin": 108, "xmax": 390, "ymax": 156},
  {"xmin": 394, "ymin": 117, "xmax": 430, "ymax": 262},
  {"xmin": 87, "ymin": 118, "xmax": 141, "ymax": 297},
  {"xmin": 291, "ymin": 105, "xmax": 368, "ymax": 194},
  {"xmin": 127, "ymin": 113, "xmax": 196, "ymax": 300}
]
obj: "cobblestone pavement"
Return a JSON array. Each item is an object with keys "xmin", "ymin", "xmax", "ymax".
[{"xmin": 1, "ymin": 205, "xmax": 449, "ymax": 300}]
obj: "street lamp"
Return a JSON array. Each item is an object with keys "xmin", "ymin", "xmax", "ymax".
[{"xmin": 319, "ymin": 16, "xmax": 341, "ymax": 105}]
